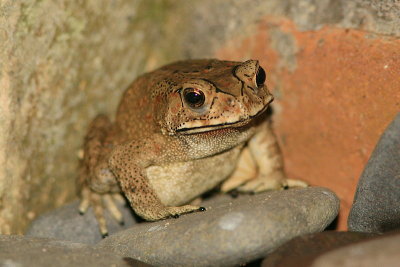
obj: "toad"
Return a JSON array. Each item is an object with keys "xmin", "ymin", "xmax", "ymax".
[{"xmin": 78, "ymin": 59, "xmax": 307, "ymax": 236}]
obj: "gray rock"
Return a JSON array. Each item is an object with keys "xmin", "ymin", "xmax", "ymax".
[
  {"xmin": 26, "ymin": 200, "xmax": 139, "ymax": 245},
  {"xmin": 310, "ymin": 231, "xmax": 400, "ymax": 267},
  {"xmin": 348, "ymin": 113, "xmax": 400, "ymax": 233},
  {"xmin": 261, "ymin": 231, "xmax": 377, "ymax": 267},
  {"xmin": 97, "ymin": 187, "xmax": 339, "ymax": 267},
  {"xmin": 0, "ymin": 235, "xmax": 151, "ymax": 267}
]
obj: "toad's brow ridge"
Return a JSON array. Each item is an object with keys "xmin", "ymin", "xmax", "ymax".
[{"xmin": 199, "ymin": 78, "xmax": 236, "ymax": 97}]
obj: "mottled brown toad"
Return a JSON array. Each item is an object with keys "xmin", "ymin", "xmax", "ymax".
[{"xmin": 78, "ymin": 59, "xmax": 307, "ymax": 236}]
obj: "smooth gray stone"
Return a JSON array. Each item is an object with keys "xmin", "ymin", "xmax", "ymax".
[
  {"xmin": 0, "ymin": 235, "xmax": 151, "ymax": 267},
  {"xmin": 310, "ymin": 231, "xmax": 400, "ymax": 267},
  {"xmin": 261, "ymin": 231, "xmax": 377, "ymax": 267},
  {"xmin": 97, "ymin": 187, "xmax": 339, "ymax": 267},
  {"xmin": 348, "ymin": 113, "xmax": 400, "ymax": 233},
  {"xmin": 26, "ymin": 199, "xmax": 139, "ymax": 245}
]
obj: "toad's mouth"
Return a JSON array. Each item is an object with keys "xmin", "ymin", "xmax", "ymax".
[{"xmin": 176, "ymin": 104, "xmax": 270, "ymax": 135}]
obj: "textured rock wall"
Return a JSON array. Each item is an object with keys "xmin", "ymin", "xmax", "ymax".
[
  {"xmin": 1, "ymin": 0, "xmax": 399, "ymax": 233},
  {"xmin": 0, "ymin": 0, "xmax": 181, "ymax": 234}
]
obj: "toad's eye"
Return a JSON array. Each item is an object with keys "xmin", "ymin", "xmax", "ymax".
[
  {"xmin": 183, "ymin": 88, "xmax": 205, "ymax": 108},
  {"xmin": 256, "ymin": 66, "xmax": 266, "ymax": 87}
]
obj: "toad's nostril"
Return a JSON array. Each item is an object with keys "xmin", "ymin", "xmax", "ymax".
[{"xmin": 266, "ymin": 93, "xmax": 274, "ymax": 104}]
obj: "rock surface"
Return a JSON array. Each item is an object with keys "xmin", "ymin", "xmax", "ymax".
[
  {"xmin": 261, "ymin": 231, "xmax": 377, "ymax": 267},
  {"xmin": 0, "ymin": 0, "xmax": 179, "ymax": 234},
  {"xmin": 0, "ymin": 235, "xmax": 151, "ymax": 267},
  {"xmin": 310, "ymin": 231, "xmax": 400, "ymax": 267},
  {"xmin": 97, "ymin": 187, "xmax": 339, "ymax": 267},
  {"xmin": 348, "ymin": 113, "xmax": 400, "ymax": 233},
  {"xmin": 26, "ymin": 200, "xmax": 138, "ymax": 245}
]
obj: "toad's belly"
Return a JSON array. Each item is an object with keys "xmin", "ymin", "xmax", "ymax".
[{"xmin": 145, "ymin": 146, "xmax": 242, "ymax": 206}]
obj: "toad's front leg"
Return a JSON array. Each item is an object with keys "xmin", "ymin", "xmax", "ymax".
[
  {"xmin": 109, "ymin": 138, "xmax": 205, "ymax": 221},
  {"xmin": 237, "ymin": 120, "xmax": 308, "ymax": 193}
]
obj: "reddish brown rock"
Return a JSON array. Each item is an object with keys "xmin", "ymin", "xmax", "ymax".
[{"xmin": 217, "ymin": 17, "xmax": 400, "ymax": 230}]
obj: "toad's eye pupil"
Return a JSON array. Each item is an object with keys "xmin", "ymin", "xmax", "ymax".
[
  {"xmin": 256, "ymin": 66, "xmax": 266, "ymax": 87},
  {"xmin": 183, "ymin": 88, "xmax": 205, "ymax": 108}
]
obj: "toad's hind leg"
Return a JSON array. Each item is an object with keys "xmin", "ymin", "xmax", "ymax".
[
  {"xmin": 78, "ymin": 115, "xmax": 124, "ymax": 237},
  {"xmin": 79, "ymin": 186, "xmax": 124, "ymax": 237},
  {"xmin": 237, "ymin": 120, "xmax": 308, "ymax": 193}
]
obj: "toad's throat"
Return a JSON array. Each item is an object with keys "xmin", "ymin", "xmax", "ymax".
[{"xmin": 176, "ymin": 104, "xmax": 269, "ymax": 135}]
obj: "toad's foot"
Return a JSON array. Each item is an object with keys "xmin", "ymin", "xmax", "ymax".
[
  {"xmin": 140, "ymin": 205, "xmax": 206, "ymax": 221},
  {"xmin": 78, "ymin": 186, "xmax": 125, "ymax": 237},
  {"xmin": 237, "ymin": 173, "xmax": 308, "ymax": 193}
]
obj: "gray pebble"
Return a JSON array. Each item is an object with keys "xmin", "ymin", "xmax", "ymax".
[
  {"xmin": 26, "ymin": 199, "xmax": 138, "ymax": 245},
  {"xmin": 261, "ymin": 231, "xmax": 377, "ymax": 267},
  {"xmin": 310, "ymin": 231, "xmax": 400, "ymax": 267},
  {"xmin": 97, "ymin": 187, "xmax": 339, "ymax": 267},
  {"xmin": 348, "ymin": 113, "xmax": 400, "ymax": 233},
  {"xmin": 0, "ymin": 235, "xmax": 151, "ymax": 267}
]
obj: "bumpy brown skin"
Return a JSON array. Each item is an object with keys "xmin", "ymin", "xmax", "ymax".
[{"xmin": 78, "ymin": 59, "xmax": 307, "ymax": 236}]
